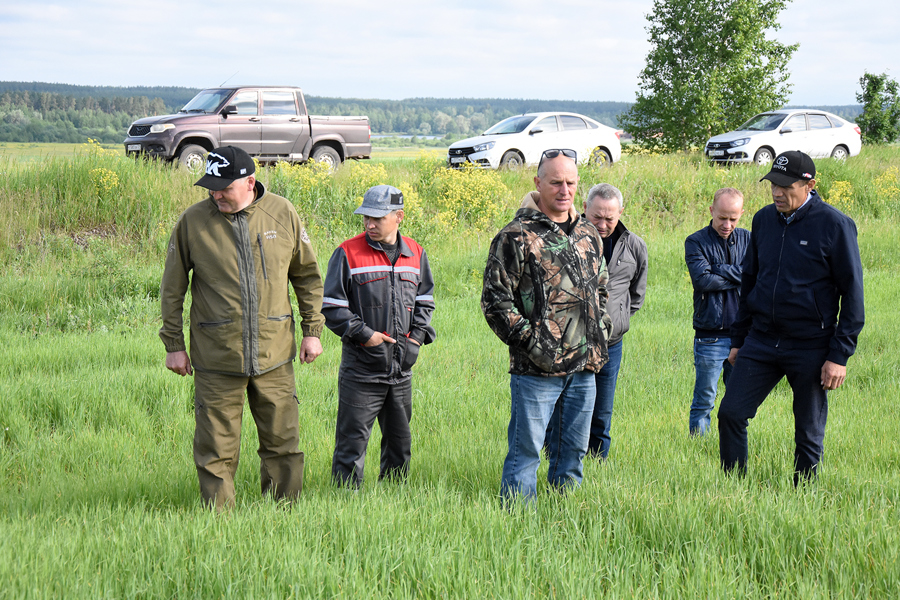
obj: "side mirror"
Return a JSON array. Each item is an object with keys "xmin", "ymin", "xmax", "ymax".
[
  {"xmin": 221, "ymin": 105, "xmax": 238, "ymax": 117},
  {"xmin": 529, "ymin": 127, "xmax": 544, "ymax": 135},
  {"xmin": 780, "ymin": 127, "xmax": 793, "ymax": 134}
]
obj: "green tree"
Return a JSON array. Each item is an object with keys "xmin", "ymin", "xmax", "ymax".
[
  {"xmin": 855, "ymin": 71, "xmax": 900, "ymax": 144},
  {"xmin": 619, "ymin": 0, "xmax": 797, "ymax": 152}
]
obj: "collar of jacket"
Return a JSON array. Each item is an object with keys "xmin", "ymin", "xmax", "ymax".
[
  {"xmin": 516, "ymin": 190, "xmax": 581, "ymax": 229},
  {"xmin": 777, "ymin": 189, "xmax": 820, "ymax": 225},
  {"xmin": 365, "ymin": 232, "xmax": 413, "ymax": 257},
  {"xmin": 705, "ymin": 220, "xmax": 738, "ymax": 247}
]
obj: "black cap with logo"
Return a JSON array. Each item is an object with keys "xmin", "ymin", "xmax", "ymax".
[
  {"xmin": 194, "ymin": 146, "xmax": 256, "ymax": 191},
  {"xmin": 760, "ymin": 150, "xmax": 816, "ymax": 187}
]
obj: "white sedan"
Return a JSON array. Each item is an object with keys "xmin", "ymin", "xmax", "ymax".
[
  {"xmin": 448, "ymin": 112, "xmax": 622, "ymax": 169},
  {"xmin": 704, "ymin": 109, "xmax": 862, "ymax": 164}
]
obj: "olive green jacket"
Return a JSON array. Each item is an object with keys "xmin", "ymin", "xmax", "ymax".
[{"xmin": 159, "ymin": 182, "xmax": 324, "ymax": 376}]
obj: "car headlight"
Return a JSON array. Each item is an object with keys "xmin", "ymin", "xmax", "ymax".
[
  {"xmin": 730, "ymin": 138, "xmax": 750, "ymax": 147},
  {"xmin": 150, "ymin": 123, "xmax": 175, "ymax": 133},
  {"xmin": 472, "ymin": 141, "xmax": 495, "ymax": 153}
]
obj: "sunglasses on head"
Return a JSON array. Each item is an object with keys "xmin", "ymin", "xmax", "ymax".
[{"xmin": 538, "ymin": 149, "xmax": 577, "ymax": 169}]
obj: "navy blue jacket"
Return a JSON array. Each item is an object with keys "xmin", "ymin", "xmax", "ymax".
[
  {"xmin": 685, "ymin": 223, "xmax": 750, "ymax": 334},
  {"xmin": 731, "ymin": 190, "xmax": 864, "ymax": 366}
]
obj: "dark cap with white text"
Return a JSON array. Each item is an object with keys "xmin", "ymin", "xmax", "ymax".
[
  {"xmin": 760, "ymin": 151, "xmax": 816, "ymax": 187},
  {"xmin": 194, "ymin": 146, "xmax": 256, "ymax": 191}
]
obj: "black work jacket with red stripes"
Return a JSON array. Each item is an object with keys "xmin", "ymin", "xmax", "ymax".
[{"xmin": 322, "ymin": 233, "xmax": 436, "ymax": 383}]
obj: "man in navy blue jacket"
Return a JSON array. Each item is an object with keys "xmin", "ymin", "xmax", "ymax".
[
  {"xmin": 685, "ymin": 188, "xmax": 749, "ymax": 436},
  {"xmin": 718, "ymin": 151, "xmax": 865, "ymax": 485}
]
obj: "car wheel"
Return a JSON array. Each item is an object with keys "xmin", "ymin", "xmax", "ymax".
[
  {"xmin": 830, "ymin": 145, "xmax": 849, "ymax": 160},
  {"xmin": 311, "ymin": 145, "xmax": 341, "ymax": 171},
  {"xmin": 178, "ymin": 144, "xmax": 207, "ymax": 174},
  {"xmin": 590, "ymin": 147, "xmax": 613, "ymax": 166},
  {"xmin": 499, "ymin": 151, "xmax": 523, "ymax": 170},
  {"xmin": 753, "ymin": 148, "xmax": 774, "ymax": 165}
]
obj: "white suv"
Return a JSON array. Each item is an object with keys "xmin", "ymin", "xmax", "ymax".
[
  {"xmin": 448, "ymin": 112, "xmax": 622, "ymax": 169},
  {"xmin": 704, "ymin": 109, "xmax": 861, "ymax": 164}
]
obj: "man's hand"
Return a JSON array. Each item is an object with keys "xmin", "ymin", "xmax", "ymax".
[
  {"xmin": 364, "ymin": 331, "xmax": 397, "ymax": 347},
  {"xmin": 298, "ymin": 336, "xmax": 323, "ymax": 363},
  {"xmin": 727, "ymin": 347, "xmax": 739, "ymax": 366},
  {"xmin": 821, "ymin": 360, "xmax": 847, "ymax": 391},
  {"xmin": 166, "ymin": 350, "xmax": 193, "ymax": 376}
]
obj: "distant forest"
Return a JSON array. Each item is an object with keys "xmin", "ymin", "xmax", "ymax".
[{"xmin": 0, "ymin": 81, "xmax": 863, "ymax": 146}]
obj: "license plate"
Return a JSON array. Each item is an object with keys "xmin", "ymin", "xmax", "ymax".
[
  {"xmin": 127, "ymin": 144, "xmax": 141, "ymax": 152},
  {"xmin": 709, "ymin": 150, "xmax": 724, "ymax": 157},
  {"xmin": 450, "ymin": 156, "xmax": 466, "ymax": 163}
]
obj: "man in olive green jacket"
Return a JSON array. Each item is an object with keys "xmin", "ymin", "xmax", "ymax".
[{"xmin": 160, "ymin": 146, "xmax": 324, "ymax": 510}]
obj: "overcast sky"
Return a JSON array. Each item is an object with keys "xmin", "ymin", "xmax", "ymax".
[{"xmin": 1, "ymin": 0, "xmax": 896, "ymax": 106}]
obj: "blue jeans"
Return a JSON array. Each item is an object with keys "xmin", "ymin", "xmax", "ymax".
[
  {"xmin": 501, "ymin": 372, "xmax": 595, "ymax": 500},
  {"xmin": 588, "ymin": 339, "xmax": 623, "ymax": 458},
  {"xmin": 690, "ymin": 337, "xmax": 733, "ymax": 435}
]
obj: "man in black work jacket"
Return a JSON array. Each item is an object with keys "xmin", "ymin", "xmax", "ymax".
[{"xmin": 718, "ymin": 151, "xmax": 865, "ymax": 486}]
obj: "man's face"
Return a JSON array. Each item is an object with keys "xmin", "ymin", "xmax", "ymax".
[
  {"xmin": 585, "ymin": 197, "xmax": 622, "ymax": 238},
  {"xmin": 709, "ymin": 194, "xmax": 744, "ymax": 239},
  {"xmin": 771, "ymin": 179, "xmax": 815, "ymax": 214},
  {"xmin": 210, "ymin": 176, "xmax": 256, "ymax": 214},
  {"xmin": 534, "ymin": 155, "xmax": 579, "ymax": 222},
  {"xmin": 364, "ymin": 210, "xmax": 403, "ymax": 244}
]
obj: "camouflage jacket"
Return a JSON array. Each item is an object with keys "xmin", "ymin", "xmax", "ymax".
[{"xmin": 482, "ymin": 191, "xmax": 611, "ymax": 376}]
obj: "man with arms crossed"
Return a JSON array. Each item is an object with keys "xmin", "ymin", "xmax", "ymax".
[
  {"xmin": 322, "ymin": 185, "xmax": 436, "ymax": 488},
  {"xmin": 160, "ymin": 146, "xmax": 324, "ymax": 510},
  {"xmin": 719, "ymin": 151, "xmax": 864, "ymax": 485},
  {"xmin": 684, "ymin": 188, "xmax": 748, "ymax": 436},
  {"xmin": 483, "ymin": 149, "xmax": 611, "ymax": 501}
]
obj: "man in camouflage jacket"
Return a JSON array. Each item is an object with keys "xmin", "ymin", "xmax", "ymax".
[{"xmin": 482, "ymin": 150, "xmax": 611, "ymax": 501}]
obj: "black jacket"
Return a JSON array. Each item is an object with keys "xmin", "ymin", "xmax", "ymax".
[
  {"xmin": 322, "ymin": 233, "xmax": 436, "ymax": 384},
  {"xmin": 685, "ymin": 223, "xmax": 750, "ymax": 334},
  {"xmin": 731, "ymin": 191, "xmax": 864, "ymax": 366}
]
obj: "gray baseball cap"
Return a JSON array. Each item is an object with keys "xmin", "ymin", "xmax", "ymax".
[{"xmin": 354, "ymin": 184, "xmax": 404, "ymax": 217}]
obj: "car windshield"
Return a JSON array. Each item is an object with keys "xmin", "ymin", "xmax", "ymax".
[
  {"xmin": 484, "ymin": 115, "xmax": 537, "ymax": 135},
  {"xmin": 181, "ymin": 89, "xmax": 232, "ymax": 113},
  {"xmin": 737, "ymin": 113, "xmax": 787, "ymax": 131}
]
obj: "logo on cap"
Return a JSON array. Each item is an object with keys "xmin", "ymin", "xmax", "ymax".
[
  {"xmin": 206, "ymin": 152, "xmax": 230, "ymax": 177},
  {"xmin": 775, "ymin": 156, "xmax": 789, "ymax": 166}
]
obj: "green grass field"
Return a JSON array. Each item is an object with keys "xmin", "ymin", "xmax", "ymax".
[{"xmin": 0, "ymin": 145, "xmax": 898, "ymax": 598}]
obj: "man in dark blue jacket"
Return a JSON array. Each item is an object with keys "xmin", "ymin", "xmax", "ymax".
[
  {"xmin": 719, "ymin": 151, "xmax": 865, "ymax": 485},
  {"xmin": 685, "ymin": 188, "xmax": 749, "ymax": 436}
]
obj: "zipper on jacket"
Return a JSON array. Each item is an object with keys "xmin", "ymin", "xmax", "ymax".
[
  {"xmin": 233, "ymin": 213, "xmax": 259, "ymax": 376},
  {"xmin": 771, "ymin": 222, "xmax": 788, "ymax": 329},
  {"xmin": 257, "ymin": 233, "xmax": 269, "ymax": 280}
]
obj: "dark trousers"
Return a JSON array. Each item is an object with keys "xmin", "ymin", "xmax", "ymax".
[
  {"xmin": 193, "ymin": 362, "xmax": 304, "ymax": 510},
  {"xmin": 718, "ymin": 336, "xmax": 830, "ymax": 484},
  {"xmin": 332, "ymin": 376, "xmax": 413, "ymax": 487}
]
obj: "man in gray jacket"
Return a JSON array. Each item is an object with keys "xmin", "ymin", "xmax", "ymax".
[{"xmin": 579, "ymin": 183, "xmax": 647, "ymax": 458}]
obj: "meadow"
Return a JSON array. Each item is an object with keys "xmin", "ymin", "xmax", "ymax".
[{"xmin": 0, "ymin": 142, "xmax": 898, "ymax": 598}]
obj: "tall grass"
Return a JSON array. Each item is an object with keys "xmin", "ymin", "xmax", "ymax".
[{"xmin": 0, "ymin": 146, "xmax": 898, "ymax": 597}]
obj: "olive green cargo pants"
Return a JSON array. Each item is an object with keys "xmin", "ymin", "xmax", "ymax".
[{"xmin": 193, "ymin": 362, "xmax": 304, "ymax": 510}]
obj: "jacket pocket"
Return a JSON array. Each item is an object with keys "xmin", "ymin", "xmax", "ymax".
[
  {"xmin": 400, "ymin": 336, "xmax": 421, "ymax": 371},
  {"xmin": 192, "ymin": 319, "xmax": 242, "ymax": 372},
  {"xmin": 524, "ymin": 318, "xmax": 563, "ymax": 373},
  {"xmin": 354, "ymin": 340, "xmax": 392, "ymax": 373}
]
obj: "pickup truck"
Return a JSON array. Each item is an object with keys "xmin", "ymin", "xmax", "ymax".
[{"xmin": 123, "ymin": 86, "xmax": 371, "ymax": 171}]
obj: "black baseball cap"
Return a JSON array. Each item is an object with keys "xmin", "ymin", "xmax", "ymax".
[
  {"xmin": 194, "ymin": 146, "xmax": 256, "ymax": 191},
  {"xmin": 760, "ymin": 150, "xmax": 816, "ymax": 187}
]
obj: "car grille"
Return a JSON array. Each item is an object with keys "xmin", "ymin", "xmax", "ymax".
[
  {"xmin": 448, "ymin": 147, "xmax": 474, "ymax": 157},
  {"xmin": 129, "ymin": 125, "xmax": 151, "ymax": 137}
]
